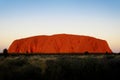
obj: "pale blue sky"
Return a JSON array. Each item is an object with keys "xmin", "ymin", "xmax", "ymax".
[{"xmin": 0, "ymin": 0, "xmax": 120, "ymax": 52}]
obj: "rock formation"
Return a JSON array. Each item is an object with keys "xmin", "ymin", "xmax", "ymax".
[{"xmin": 8, "ymin": 34, "xmax": 112, "ymax": 54}]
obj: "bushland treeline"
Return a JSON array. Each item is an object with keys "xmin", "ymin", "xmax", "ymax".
[{"xmin": 0, "ymin": 54, "xmax": 120, "ymax": 80}]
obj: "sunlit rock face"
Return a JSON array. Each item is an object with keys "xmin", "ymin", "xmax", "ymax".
[{"xmin": 8, "ymin": 34, "xmax": 112, "ymax": 54}]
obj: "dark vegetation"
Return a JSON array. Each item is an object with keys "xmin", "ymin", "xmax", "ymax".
[
  {"xmin": 3, "ymin": 48, "xmax": 8, "ymax": 57},
  {"xmin": 0, "ymin": 53, "xmax": 120, "ymax": 80}
]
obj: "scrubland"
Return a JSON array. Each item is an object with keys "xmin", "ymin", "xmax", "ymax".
[{"xmin": 0, "ymin": 54, "xmax": 120, "ymax": 80}]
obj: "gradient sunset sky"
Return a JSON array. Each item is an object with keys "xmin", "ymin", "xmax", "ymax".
[{"xmin": 0, "ymin": 0, "xmax": 120, "ymax": 52}]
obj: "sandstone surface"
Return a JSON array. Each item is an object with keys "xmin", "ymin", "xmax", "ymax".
[{"xmin": 8, "ymin": 34, "xmax": 112, "ymax": 54}]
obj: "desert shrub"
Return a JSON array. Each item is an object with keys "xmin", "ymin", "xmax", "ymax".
[
  {"xmin": 44, "ymin": 60, "xmax": 62, "ymax": 80},
  {"xmin": 0, "ymin": 55, "xmax": 120, "ymax": 80},
  {"xmin": 13, "ymin": 64, "xmax": 42, "ymax": 80},
  {"xmin": 44, "ymin": 58, "xmax": 101, "ymax": 80},
  {"xmin": 62, "ymin": 58, "xmax": 105, "ymax": 79},
  {"xmin": 104, "ymin": 54, "xmax": 115, "ymax": 59},
  {"xmin": 44, "ymin": 56, "xmax": 120, "ymax": 80},
  {"xmin": 0, "ymin": 56, "xmax": 42, "ymax": 80},
  {"xmin": 106, "ymin": 57, "xmax": 120, "ymax": 78}
]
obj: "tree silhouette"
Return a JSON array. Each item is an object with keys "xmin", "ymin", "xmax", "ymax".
[
  {"xmin": 3, "ymin": 48, "xmax": 8, "ymax": 57},
  {"xmin": 84, "ymin": 51, "xmax": 89, "ymax": 55}
]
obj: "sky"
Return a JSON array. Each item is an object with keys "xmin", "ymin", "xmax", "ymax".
[{"xmin": 0, "ymin": 0, "xmax": 120, "ymax": 53}]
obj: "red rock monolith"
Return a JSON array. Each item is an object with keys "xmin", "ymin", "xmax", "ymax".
[{"xmin": 8, "ymin": 34, "xmax": 112, "ymax": 54}]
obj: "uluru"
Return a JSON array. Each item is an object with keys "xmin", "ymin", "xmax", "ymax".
[{"xmin": 8, "ymin": 34, "xmax": 112, "ymax": 54}]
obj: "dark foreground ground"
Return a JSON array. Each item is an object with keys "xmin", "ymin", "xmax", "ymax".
[{"xmin": 0, "ymin": 53, "xmax": 120, "ymax": 80}]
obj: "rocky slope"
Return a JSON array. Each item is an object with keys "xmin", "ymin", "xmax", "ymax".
[{"xmin": 8, "ymin": 34, "xmax": 112, "ymax": 54}]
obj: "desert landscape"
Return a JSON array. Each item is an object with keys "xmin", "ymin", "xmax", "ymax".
[
  {"xmin": 0, "ymin": 34, "xmax": 119, "ymax": 80},
  {"xmin": 0, "ymin": 0, "xmax": 120, "ymax": 80},
  {"xmin": 0, "ymin": 54, "xmax": 120, "ymax": 80}
]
